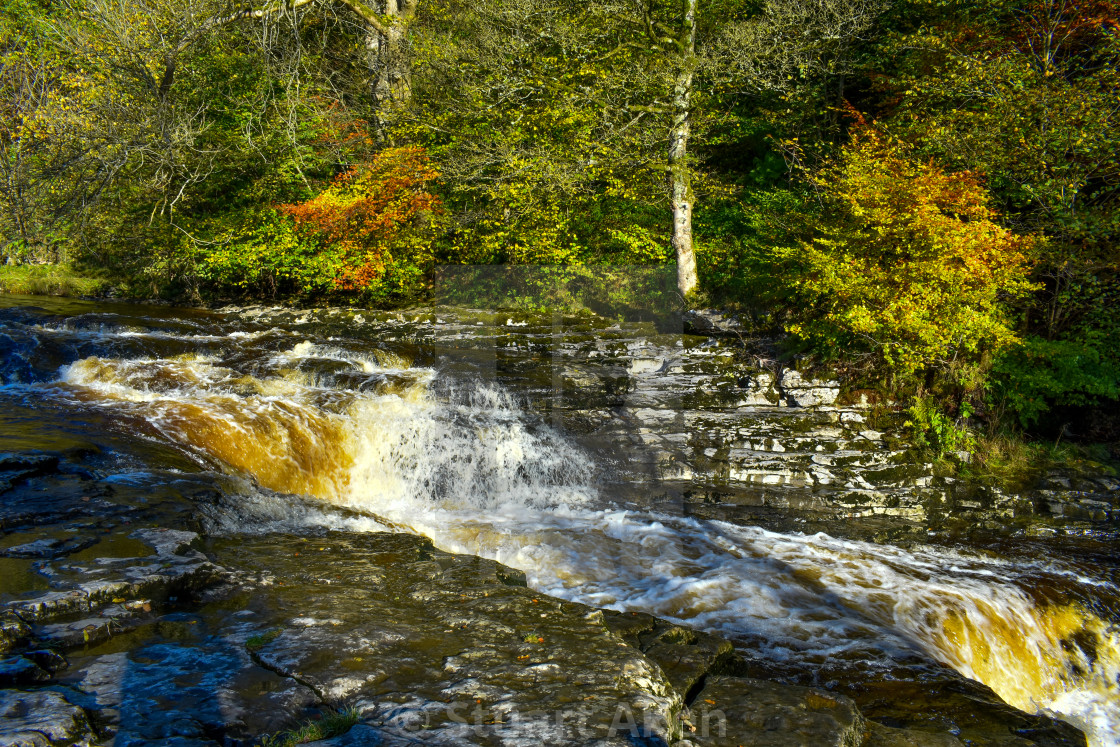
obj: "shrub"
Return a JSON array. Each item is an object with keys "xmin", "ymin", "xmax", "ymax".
[
  {"xmin": 779, "ymin": 128, "xmax": 1038, "ymax": 390},
  {"xmin": 281, "ymin": 146, "xmax": 442, "ymax": 305},
  {"xmin": 992, "ymin": 336, "xmax": 1120, "ymax": 427}
]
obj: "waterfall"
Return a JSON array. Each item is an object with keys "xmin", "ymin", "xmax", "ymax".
[{"xmin": 54, "ymin": 337, "xmax": 1120, "ymax": 746}]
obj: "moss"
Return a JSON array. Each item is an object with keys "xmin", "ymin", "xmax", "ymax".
[
  {"xmin": 0, "ymin": 264, "xmax": 113, "ymax": 297},
  {"xmin": 245, "ymin": 628, "xmax": 282, "ymax": 651}
]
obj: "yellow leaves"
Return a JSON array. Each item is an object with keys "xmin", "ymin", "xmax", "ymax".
[{"xmin": 786, "ymin": 128, "xmax": 1039, "ymax": 382}]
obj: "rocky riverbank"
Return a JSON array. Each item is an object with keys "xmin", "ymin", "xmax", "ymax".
[
  {"xmin": 0, "ymin": 298, "xmax": 1115, "ymax": 746},
  {"xmin": 0, "ymin": 427, "xmax": 1090, "ymax": 745}
]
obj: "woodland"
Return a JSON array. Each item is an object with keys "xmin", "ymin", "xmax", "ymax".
[{"xmin": 1, "ymin": 0, "xmax": 1118, "ymax": 443}]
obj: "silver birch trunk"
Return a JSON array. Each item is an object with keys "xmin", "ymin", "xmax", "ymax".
[{"xmin": 669, "ymin": 0, "xmax": 699, "ymax": 299}]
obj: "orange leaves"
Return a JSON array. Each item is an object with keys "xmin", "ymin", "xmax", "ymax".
[{"xmin": 280, "ymin": 146, "xmax": 442, "ymax": 292}]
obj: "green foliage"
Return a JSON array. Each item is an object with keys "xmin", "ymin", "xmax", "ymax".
[
  {"xmin": 968, "ymin": 432, "xmax": 1118, "ymax": 494},
  {"xmin": 196, "ymin": 211, "xmax": 337, "ymax": 300},
  {"xmin": 776, "ymin": 128, "xmax": 1037, "ymax": 387},
  {"xmin": 435, "ymin": 264, "xmax": 679, "ymax": 317},
  {"xmin": 405, "ymin": 0, "xmax": 675, "ymax": 268},
  {"xmin": 0, "ymin": 264, "xmax": 112, "ymax": 297},
  {"xmin": 992, "ymin": 337, "xmax": 1120, "ymax": 427},
  {"xmin": 906, "ymin": 396, "xmax": 975, "ymax": 457},
  {"xmin": 696, "ymin": 188, "xmax": 813, "ymax": 320},
  {"xmin": 877, "ymin": 0, "xmax": 1120, "ymax": 428}
]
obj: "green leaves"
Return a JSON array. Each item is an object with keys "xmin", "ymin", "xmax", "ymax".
[{"xmin": 993, "ymin": 336, "xmax": 1120, "ymax": 427}]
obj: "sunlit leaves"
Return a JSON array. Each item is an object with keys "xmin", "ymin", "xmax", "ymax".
[
  {"xmin": 780, "ymin": 128, "xmax": 1038, "ymax": 384},
  {"xmin": 281, "ymin": 145, "xmax": 442, "ymax": 296}
]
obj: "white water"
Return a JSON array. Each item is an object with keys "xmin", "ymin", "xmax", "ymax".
[{"xmin": 54, "ymin": 339, "xmax": 1120, "ymax": 745}]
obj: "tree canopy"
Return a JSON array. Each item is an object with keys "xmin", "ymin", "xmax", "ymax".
[{"xmin": 2, "ymin": 0, "xmax": 1118, "ymax": 437}]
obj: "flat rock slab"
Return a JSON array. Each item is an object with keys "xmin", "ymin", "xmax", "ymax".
[
  {"xmin": 687, "ymin": 675, "xmax": 866, "ymax": 747},
  {"xmin": 211, "ymin": 530, "xmax": 683, "ymax": 745},
  {"xmin": 0, "ymin": 688, "xmax": 93, "ymax": 747},
  {"xmin": 59, "ymin": 629, "xmax": 320, "ymax": 746},
  {"xmin": 6, "ymin": 528, "xmax": 220, "ymax": 629}
]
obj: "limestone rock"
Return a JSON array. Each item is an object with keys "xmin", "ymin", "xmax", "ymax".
[
  {"xmin": 687, "ymin": 675, "xmax": 865, "ymax": 747},
  {"xmin": 0, "ymin": 689, "xmax": 93, "ymax": 747},
  {"xmin": 7, "ymin": 528, "xmax": 220, "ymax": 628},
  {"xmin": 59, "ymin": 636, "xmax": 320, "ymax": 746},
  {"xmin": 864, "ymin": 722, "xmax": 965, "ymax": 746},
  {"xmin": 684, "ymin": 310, "xmax": 744, "ymax": 337},
  {"xmin": 223, "ymin": 531, "xmax": 683, "ymax": 745},
  {"xmin": 779, "ymin": 369, "xmax": 840, "ymax": 408},
  {"xmin": 0, "ymin": 656, "xmax": 49, "ymax": 687},
  {"xmin": 0, "ymin": 614, "xmax": 30, "ymax": 655}
]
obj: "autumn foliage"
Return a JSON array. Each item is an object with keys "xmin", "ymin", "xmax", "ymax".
[
  {"xmin": 281, "ymin": 146, "xmax": 442, "ymax": 293},
  {"xmin": 783, "ymin": 129, "xmax": 1038, "ymax": 384}
]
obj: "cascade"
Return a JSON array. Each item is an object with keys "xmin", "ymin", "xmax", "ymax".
[{"xmin": 53, "ymin": 335, "xmax": 1120, "ymax": 745}]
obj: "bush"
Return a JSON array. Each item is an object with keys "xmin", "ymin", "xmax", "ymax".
[
  {"xmin": 281, "ymin": 146, "xmax": 443, "ymax": 305},
  {"xmin": 907, "ymin": 396, "xmax": 975, "ymax": 457},
  {"xmin": 197, "ymin": 211, "xmax": 337, "ymax": 299},
  {"xmin": 777, "ymin": 128, "xmax": 1038, "ymax": 390},
  {"xmin": 992, "ymin": 336, "xmax": 1120, "ymax": 428}
]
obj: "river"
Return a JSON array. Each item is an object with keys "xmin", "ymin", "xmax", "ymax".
[{"xmin": 1, "ymin": 295, "xmax": 1118, "ymax": 745}]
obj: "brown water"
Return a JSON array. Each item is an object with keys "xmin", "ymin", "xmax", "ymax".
[{"xmin": 2, "ymin": 295, "xmax": 1118, "ymax": 744}]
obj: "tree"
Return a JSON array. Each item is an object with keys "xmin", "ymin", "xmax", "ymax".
[
  {"xmin": 404, "ymin": 0, "xmax": 885, "ymax": 298},
  {"xmin": 780, "ymin": 127, "xmax": 1037, "ymax": 386},
  {"xmin": 881, "ymin": 0, "xmax": 1120, "ymax": 423},
  {"xmin": 650, "ymin": 0, "xmax": 887, "ymax": 296},
  {"xmin": 403, "ymin": 0, "xmax": 672, "ymax": 267},
  {"xmin": 0, "ymin": 26, "xmax": 61, "ymax": 258}
]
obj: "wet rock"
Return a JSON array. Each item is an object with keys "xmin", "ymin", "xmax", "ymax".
[
  {"xmin": 59, "ymin": 629, "xmax": 321, "ymax": 746},
  {"xmin": 0, "ymin": 655, "xmax": 49, "ymax": 687},
  {"xmin": 0, "ymin": 453, "xmax": 59, "ymax": 478},
  {"xmin": 0, "ymin": 688, "xmax": 94, "ymax": 747},
  {"xmin": 687, "ymin": 675, "xmax": 865, "ymax": 747},
  {"xmin": 1, "ymin": 537, "xmax": 98, "ymax": 559},
  {"xmin": 303, "ymin": 724, "xmax": 411, "ymax": 746},
  {"xmin": 847, "ymin": 675, "xmax": 1087, "ymax": 747},
  {"xmin": 864, "ymin": 722, "xmax": 964, "ymax": 746},
  {"xmin": 216, "ymin": 531, "xmax": 683, "ymax": 745},
  {"xmin": 0, "ymin": 613, "xmax": 30, "ymax": 654},
  {"xmin": 604, "ymin": 611, "xmax": 735, "ymax": 701},
  {"xmin": 7, "ymin": 528, "xmax": 220, "ymax": 630},
  {"xmin": 0, "ymin": 454, "xmax": 62, "ymax": 498}
]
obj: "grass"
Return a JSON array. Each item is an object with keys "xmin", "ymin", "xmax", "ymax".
[
  {"xmin": 0, "ymin": 263, "xmax": 113, "ymax": 297},
  {"xmin": 966, "ymin": 432, "xmax": 1118, "ymax": 492},
  {"xmin": 259, "ymin": 708, "xmax": 361, "ymax": 747}
]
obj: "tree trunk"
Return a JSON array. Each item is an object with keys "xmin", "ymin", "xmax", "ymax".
[
  {"xmin": 367, "ymin": 1, "xmax": 414, "ymax": 105},
  {"xmin": 669, "ymin": 0, "xmax": 698, "ymax": 299}
]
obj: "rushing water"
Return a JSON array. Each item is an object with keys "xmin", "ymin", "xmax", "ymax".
[{"xmin": 2, "ymin": 296, "xmax": 1119, "ymax": 745}]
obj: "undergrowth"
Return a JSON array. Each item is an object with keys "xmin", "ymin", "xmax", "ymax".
[{"xmin": 0, "ymin": 264, "xmax": 113, "ymax": 297}]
